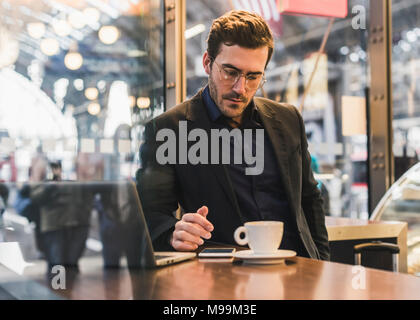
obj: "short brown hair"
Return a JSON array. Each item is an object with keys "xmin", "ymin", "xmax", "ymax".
[{"xmin": 206, "ymin": 10, "xmax": 274, "ymax": 68}]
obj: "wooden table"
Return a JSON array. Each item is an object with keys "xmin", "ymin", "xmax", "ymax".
[
  {"xmin": 0, "ymin": 217, "xmax": 417, "ymax": 300},
  {"xmin": 6, "ymin": 253, "xmax": 420, "ymax": 300},
  {"xmin": 129, "ymin": 257, "xmax": 420, "ymax": 300}
]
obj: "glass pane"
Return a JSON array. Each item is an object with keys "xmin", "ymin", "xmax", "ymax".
[
  {"xmin": 391, "ymin": 0, "xmax": 420, "ymax": 180},
  {"xmin": 186, "ymin": 0, "xmax": 370, "ymax": 219},
  {"xmin": 372, "ymin": 162, "xmax": 420, "ymax": 275},
  {"xmin": 390, "ymin": 0, "xmax": 420, "ymax": 276},
  {"xmin": 0, "ymin": 0, "xmax": 164, "ymax": 292}
]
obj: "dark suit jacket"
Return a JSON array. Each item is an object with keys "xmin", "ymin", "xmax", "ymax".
[{"xmin": 137, "ymin": 89, "xmax": 330, "ymax": 260}]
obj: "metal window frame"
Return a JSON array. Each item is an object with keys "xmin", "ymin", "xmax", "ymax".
[
  {"xmin": 367, "ymin": 0, "xmax": 394, "ymax": 213},
  {"xmin": 164, "ymin": 0, "xmax": 186, "ymax": 110}
]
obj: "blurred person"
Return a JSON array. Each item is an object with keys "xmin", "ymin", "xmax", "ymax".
[
  {"xmin": 0, "ymin": 183, "xmax": 8, "ymax": 211},
  {"xmin": 16, "ymin": 158, "xmax": 93, "ymax": 271},
  {"xmin": 310, "ymin": 155, "xmax": 330, "ymax": 216},
  {"xmin": 30, "ymin": 182, "xmax": 93, "ymax": 271},
  {"xmin": 30, "ymin": 160, "xmax": 93, "ymax": 271},
  {"xmin": 0, "ymin": 183, "xmax": 8, "ymax": 227},
  {"xmin": 75, "ymin": 153, "xmax": 104, "ymax": 181},
  {"xmin": 75, "ymin": 152, "xmax": 135, "ymax": 268},
  {"xmin": 29, "ymin": 149, "xmax": 48, "ymax": 182},
  {"xmin": 94, "ymin": 182, "xmax": 145, "ymax": 268},
  {"xmin": 14, "ymin": 154, "xmax": 48, "ymax": 254},
  {"xmin": 50, "ymin": 161, "xmax": 62, "ymax": 181},
  {"xmin": 75, "ymin": 152, "xmax": 140, "ymax": 268},
  {"xmin": 137, "ymin": 10, "xmax": 329, "ymax": 260}
]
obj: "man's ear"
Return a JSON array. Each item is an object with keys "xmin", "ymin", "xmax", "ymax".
[{"xmin": 203, "ymin": 51, "xmax": 211, "ymax": 75}]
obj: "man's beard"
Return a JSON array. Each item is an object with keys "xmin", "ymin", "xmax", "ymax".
[{"xmin": 208, "ymin": 74, "xmax": 249, "ymax": 118}]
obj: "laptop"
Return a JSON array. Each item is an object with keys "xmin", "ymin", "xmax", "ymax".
[
  {"xmin": 23, "ymin": 180, "xmax": 196, "ymax": 268},
  {"xmin": 125, "ymin": 180, "xmax": 196, "ymax": 267}
]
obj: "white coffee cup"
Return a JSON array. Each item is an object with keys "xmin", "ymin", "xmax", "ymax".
[{"xmin": 234, "ymin": 221, "xmax": 284, "ymax": 254}]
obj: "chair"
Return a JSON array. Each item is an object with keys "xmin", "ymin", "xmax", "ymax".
[{"xmin": 353, "ymin": 241, "xmax": 400, "ymax": 272}]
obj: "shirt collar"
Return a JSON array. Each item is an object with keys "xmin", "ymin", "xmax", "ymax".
[
  {"xmin": 202, "ymin": 85, "xmax": 222, "ymax": 122},
  {"xmin": 201, "ymin": 85, "xmax": 259, "ymax": 125}
]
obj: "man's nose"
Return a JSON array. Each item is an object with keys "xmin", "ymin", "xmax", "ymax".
[{"xmin": 232, "ymin": 75, "xmax": 246, "ymax": 95}]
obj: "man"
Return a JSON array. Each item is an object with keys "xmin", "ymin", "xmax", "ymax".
[
  {"xmin": 137, "ymin": 10, "xmax": 330, "ymax": 260},
  {"xmin": 0, "ymin": 183, "xmax": 8, "ymax": 216},
  {"xmin": 50, "ymin": 161, "xmax": 62, "ymax": 181},
  {"xmin": 28, "ymin": 160, "xmax": 93, "ymax": 270}
]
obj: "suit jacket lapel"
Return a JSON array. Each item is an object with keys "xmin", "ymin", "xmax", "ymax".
[
  {"xmin": 255, "ymin": 100, "xmax": 295, "ymax": 212},
  {"xmin": 185, "ymin": 90, "xmax": 245, "ymax": 223}
]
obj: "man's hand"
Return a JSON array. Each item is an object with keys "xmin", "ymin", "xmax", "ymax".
[{"xmin": 170, "ymin": 206, "xmax": 214, "ymax": 251}]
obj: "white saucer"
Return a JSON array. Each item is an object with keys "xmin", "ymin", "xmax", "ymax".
[{"xmin": 233, "ymin": 250, "xmax": 297, "ymax": 265}]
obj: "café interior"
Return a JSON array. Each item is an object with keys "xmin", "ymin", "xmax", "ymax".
[{"xmin": 1, "ymin": 0, "xmax": 420, "ymax": 300}]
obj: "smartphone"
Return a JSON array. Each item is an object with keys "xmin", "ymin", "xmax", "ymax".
[{"xmin": 198, "ymin": 248, "xmax": 236, "ymax": 258}]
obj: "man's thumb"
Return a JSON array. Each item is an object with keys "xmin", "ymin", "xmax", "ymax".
[{"xmin": 197, "ymin": 205, "xmax": 208, "ymax": 217}]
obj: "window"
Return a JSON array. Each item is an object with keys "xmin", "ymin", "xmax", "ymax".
[
  {"xmin": 185, "ymin": 0, "xmax": 370, "ymax": 219},
  {"xmin": 0, "ymin": 0, "xmax": 164, "ymax": 271}
]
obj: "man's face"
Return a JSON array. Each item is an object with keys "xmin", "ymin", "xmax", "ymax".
[{"xmin": 203, "ymin": 44, "xmax": 268, "ymax": 123}]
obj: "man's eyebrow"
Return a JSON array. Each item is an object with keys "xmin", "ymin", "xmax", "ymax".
[{"xmin": 222, "ymin": 63, "xmax": 263, "ymax": 75}]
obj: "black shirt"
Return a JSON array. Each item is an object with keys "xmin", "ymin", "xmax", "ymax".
[{"xmin": 202, "ymin": 86, "xmax": 305, "ymax": 255}]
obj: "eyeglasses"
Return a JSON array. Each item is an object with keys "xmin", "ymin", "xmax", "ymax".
[{"xmin": 212, "ymin": 59, "xmax": 266, "ymax": 91}]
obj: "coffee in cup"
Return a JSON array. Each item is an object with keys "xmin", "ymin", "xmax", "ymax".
[{"xmin": 234, "ymin": 221, "xmax": 284, "ymax": 254}]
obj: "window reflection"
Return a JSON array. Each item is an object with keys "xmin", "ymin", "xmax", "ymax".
[
  {"xmin": 0, "ymin": 0, "xmax": 164, "ymax": 274},
  {"xmin": 0, "ymin": 0, "xmax": 164, "ymax": 184},
  {"xmin": 392, "ymin": 0, "xmax": 420, "ymax": 180},
  {"xmin": 186, "ymin": 0, "xmax": 370, "ymax": 219}
]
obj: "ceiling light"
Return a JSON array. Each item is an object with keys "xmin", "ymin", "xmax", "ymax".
[
  {"xmin": 97, "ymin": 80, "xmax": 106, "ymax": 92},
  {"xmin": 27, "ymin": 22, "xmax": 45, "ymax": 39},
  {"xmin": 339, "ymin": 46, "xmax": 349, "ymax": 55},
  {"xmin": 68, "ymin": 11, "xmax": 86, "ymax": 29},
  {"xmin": 52, "ymin": 19, "xmax": 72, "ymax": 37},
  {"xmin": 85, "ymin": 87, "xmax": 99, "ymax": 100},
  {"xmin": 98, "ymin": 25, "xmax": 120, "ymax": 45},
  {"xmin": 64, "ymin": 52, "xmax": 83, "ymax": 70},
  {"xmin": 349, "ymin": 52, "xmax": 359, "ymax": 62},
  {"xmin": 40, "ymin": 38, "xmax": 60, "ymax": 56},
  {"xmin": 185, "ymin": 24, "xmax": 205, "ymax": 39},
  {"xmin": 137, "ymin": 97, "xmax": 150, "ymax": 109},
  {"xmin": 406, "ymin": 31, "xmax": 417, "ymax": 43},
  {"xmin": 87, "ymin": 102, "xmax": 101, "ymax": 115},
  {"xmin": 73, "ymin": 78, "xmax": 84, "ymax": 91},
  {"xmin": 83, "ymin": 7, "xmax": 100, "ymax": 24},
  {"xmin": 127, "ymin": 49, "xmax": 147, "ymax": 57}
]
